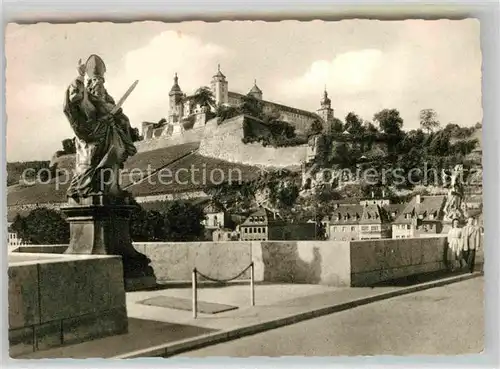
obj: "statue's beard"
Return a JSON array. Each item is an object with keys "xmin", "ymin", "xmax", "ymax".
[{"xmin": 86, "ymin": 80, "xmax": 106, "ymax": 100}]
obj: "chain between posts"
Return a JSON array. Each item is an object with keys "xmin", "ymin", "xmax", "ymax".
[{"xmin": 192, "ymin": 262, "xmax": 255, "ymax": 319}]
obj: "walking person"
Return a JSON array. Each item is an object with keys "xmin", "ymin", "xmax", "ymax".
[
  {"xmin": 462, "ymin": 216, "xmax": 481, "ymax": 273},
  {"xmin": 447, "ymin": 218, "xmax": 464, "ymax": 271}
]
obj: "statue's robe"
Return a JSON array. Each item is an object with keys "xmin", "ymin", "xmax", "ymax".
[{"xmin": 63, "ymin": 77, "xmax": 137, "ymax": 198}]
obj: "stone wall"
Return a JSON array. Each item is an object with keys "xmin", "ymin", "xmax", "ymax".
[
  {"xmin": 13, "ymin": 237, "xmax": 452, "ymax": 289},
  {"xmin": 198, "ymin": 116, "xmax": 307, "ymax": 168},
  {"xmin": 133, "ymin": 242, "xmax": 253, "ymax": 283},
  {"xmin": 252, "ymin": 241, "xmax": 351, "ymax": 286},
  {"xmin": 349, "ymin": 237, "xmax": 448, "ymax": 286},
  {"xmin": 135, "ymin": 127, "xmax": 205, "ymax": 153},
  {"xmin": 8, "ymin": 253, "xmax": 127, "ymax": 357}
]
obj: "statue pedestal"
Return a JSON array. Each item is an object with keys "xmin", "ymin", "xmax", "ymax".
[{"xmin": 61, "ymin": 194, "xmax": 157, "ymax": 292}]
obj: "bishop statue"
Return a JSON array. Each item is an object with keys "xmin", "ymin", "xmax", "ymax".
[{"xmin": 63, "ymin": 54, "xmax": 140, "ymax": 199}]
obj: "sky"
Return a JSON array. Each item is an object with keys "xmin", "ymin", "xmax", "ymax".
[{"xmin": 5, "ymin": 19, "xmax": 481, "ymax": 162}]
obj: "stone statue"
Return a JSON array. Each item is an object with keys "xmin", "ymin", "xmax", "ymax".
[
  {"xmin": 63, "ymin": 54, "xmax": 139, "ymax": 199},
  {"xmin": 443, "ymin": 164, "xmax": 468, "ymax": 222},
  {"xmin": 61, "ymin": 56, "xmax": 157, "ymax": 290}
]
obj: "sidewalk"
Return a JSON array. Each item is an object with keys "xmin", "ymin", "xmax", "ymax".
[{"xmin": 16, "ymin": 271, "xmax": 481, "ymax": 359}]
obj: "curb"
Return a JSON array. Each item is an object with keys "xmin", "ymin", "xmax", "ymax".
[{"xmin": 112, "ymin": 272, "xmax": 482, "ymax": 359}]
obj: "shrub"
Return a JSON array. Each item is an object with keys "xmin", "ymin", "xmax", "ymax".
[{"xmin": 11, "ymin": 208, "xmax": 69, "ymax": 245}]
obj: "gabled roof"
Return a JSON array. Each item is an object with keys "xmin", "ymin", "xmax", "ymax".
[
  {"xmin": 394, "ymin": 195, "xmax": 446, "ymax": 224},
  {"xmin": 359, "ymin": 205, "xmax": 384, "ymax": 224},
  {"xmin": 383, "ymin": 203, "xmax": 407, "ymax": 221},
  {"xmin": 241, "ymin": 207, "xmax": 282, "ymax": 226},
  {"xmin": 325, "ymin": 205, "xmax": 364, "ymax": 225}
]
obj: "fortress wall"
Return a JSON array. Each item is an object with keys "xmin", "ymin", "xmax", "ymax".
[{"xmin": 198, "ymin": 116, "xmax": 307, "ymax": 168}]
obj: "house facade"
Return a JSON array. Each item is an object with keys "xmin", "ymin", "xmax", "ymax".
[{"xmin": 392, "ymin": 195, "xmax": 446, "ymax": 239}]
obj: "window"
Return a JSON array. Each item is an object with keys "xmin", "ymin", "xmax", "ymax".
[
  {"xmin": 249, "ymin": 228, "xmax": 253, "ymax": 234},
  {"xmin": 371, "ymin": 225, "xmax": 378, "ymax": 231},
  {"xmin": 361, "ymin": 226, "xmax": 369, "ymax": 231},
  {"xmin": 333, "ymin": 226, "xmax": 338, "ymax": 232},
  {"xmin": 244, "ymin": 228, "xmax": 248, "ymax": 233},
  {"xmin": 407, "ymin": 225, "xmax": 411, "ymax": 230},
  {"xmin": 351, "ymin": 226, "xmax": 355, "ymax": 232},
  {"xmin": 341, "ymin": 226, "xmax": 346, "ymax": 232}
]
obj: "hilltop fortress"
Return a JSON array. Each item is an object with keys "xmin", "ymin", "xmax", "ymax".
[{"xmin": 140, "ymin": 65, "xmax": 335, "ymax": 143}]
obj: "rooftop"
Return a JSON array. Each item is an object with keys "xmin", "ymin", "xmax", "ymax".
[{"xmin": 394, "ymin": 195, "xmax": 446, "ymax": 224}]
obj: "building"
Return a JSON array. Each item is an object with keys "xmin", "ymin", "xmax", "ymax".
[
  {"xmin": 142, "ymin": 65, "xmax": 334, "ymax": 139},
  {"xmin": 240, "ymin": 208, "xmax": 281, "ymax": 241},
  {"xmin": 7, "ymin": 226, "xmax": 27, "ymax": 247},
  {"xmin": 212, "ymin": 228, "xmax": 239, "ymax": 242},
  {"xmin": 324, "ymin": 205, "xmax": 363, "ymax": 241},
  {"xmin": 194, "ymin": 198, "xmax": 229, "ymax": 230},
  {"xmin": 358, "ymin": 205, "xmax": 392, "ymax": 240},
  {"xmin": 392, "ymin": 195, "xmax": 446, "ymax": 239},
  {"xmin": 240, "ymin": 207, "xmax": 316, "ymax": 241},
  {"xmin": 323, "ymin": 198, "xmax": 398, "ymax": 241}
]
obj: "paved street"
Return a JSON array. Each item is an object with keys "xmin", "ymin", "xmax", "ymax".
[{"xmin": 177, "ymin": 277, "xmax": 484, "ymax": 357}]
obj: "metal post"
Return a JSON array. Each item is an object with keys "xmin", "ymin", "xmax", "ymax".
[
  {"xmin": 192, "ymin": 268, "xmax": 198, "ymax": 319},
  {"xmin": 250, "ymin": 262, "xmax": 255, "ymax": 306}
]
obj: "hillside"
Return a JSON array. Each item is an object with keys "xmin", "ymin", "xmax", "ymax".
[
  {"xmin": 7, "ymin": 161, "xmax": 50, "ymax": 186},
  {"xmin": 6, "ymin": 141, "xmax": 275, "ymax": 207}
]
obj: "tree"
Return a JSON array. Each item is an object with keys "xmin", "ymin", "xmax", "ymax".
[
  {"xmin": 131, "ymin": 127, "xmax": 143, "ymax": 142},
  {"xmin": 419, "ymin": 108, "xmax": 440, "ymax": 133},
  {"xmin": 345, "ymin": 112, "xmax": 364, "ymax": 136},
  {"xmin": 11, "ymin": 208, "xmax": 69, "ymax": 244},
  {"xmin": 240, "ymin": 94, "xmax": 264, "ymax": 119},
  {"xmin": 215, "ymin": 104, "xmax": 241, "ymax": 123},
  {"xmin": 307, "ymin": 119, "xmax": 323, "ymax": 137},
  {"xmin": 62, "ymin": 138, "xmax": 76, "ymax": 154},
  {"xmin": 310, "ymin": 186, "xmax": 342, "ymax": 219},
  {"xmin": 130, "ymin": 205, "xmax": 165, "ymax": 242},
  {"xmin": 373, "ymin": 109, "xmax": 403, "ymax": 136},
  {"xmin": 373, "ymin": 109, "xmax": 404, "ymax": 158},
  {"xmin": 192, "ymin": 86, "xmax": 216, "ymax": 111},
  {"xmin": 331, "ymin": 117, "xmax": 344, "ymax": 133},
  {"xmin": 160, "ymin": 200, "xmax": 206, "ymax": 241},
  {"xmin": 428, "ymin": 130, "xmax": 451, "ymax": 157},
  {"xmin": 206, "ymin": 182, "xmax": 256, "ymax": 214}
]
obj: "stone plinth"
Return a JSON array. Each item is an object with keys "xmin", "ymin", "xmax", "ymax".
[
  {"xmin": 8, "ymin": 253, "xmax": 128, "ymax": 357},
  {"xmin": 61, "ymin": 194, "xmax": 157, "ymax": 292}
]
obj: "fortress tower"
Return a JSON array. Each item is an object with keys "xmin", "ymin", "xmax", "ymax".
[
  {"xmin": 210, "ymin": 64, "xmax": 229, "ymax": 106},
  {"xmin": 317, "ymin": 88, "xmax": 334, "ymax": 129},
  {"xmin": 248, "ymin": 79, "xmax": 263, "ymax": 100},
  {"xmin": 169, "ymin": 73, "xmax": 184, "ymax": 123}
]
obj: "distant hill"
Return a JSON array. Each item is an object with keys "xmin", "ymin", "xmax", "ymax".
[{"xmin": 7, "ymin": 161, "xmax": 50, "ymax": 187}]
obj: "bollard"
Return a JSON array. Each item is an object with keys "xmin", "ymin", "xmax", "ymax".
[
  {"xmin": 250, "ymin": 262, "xmax": 255, "ymax": 306},
  {"xmin": 192, "ymin": 268, "xmax": 197, "ymax": 319}
]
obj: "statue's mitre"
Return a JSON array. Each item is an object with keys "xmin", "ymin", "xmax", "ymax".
[{"xmin": 85, "ymin": 54, "xmax": 106, "ymax": 78}]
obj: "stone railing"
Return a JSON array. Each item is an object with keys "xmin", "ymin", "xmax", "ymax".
[{"xmin": 12, "ymin": 237, "xmax": 470, "ymax": 288}]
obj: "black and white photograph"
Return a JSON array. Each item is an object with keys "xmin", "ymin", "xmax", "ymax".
[{"xmin": 5, "ymin": 18, "xmax": 484, "ymax": 358}]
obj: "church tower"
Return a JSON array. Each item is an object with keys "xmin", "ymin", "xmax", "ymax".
[
  {"xmin": 169, "ymin": 73, "xmax": 184, "ymax": 123},
  {"xmin": 317, "ymin": 88, "xmax": 334, "ymax": 127},
  {"xmin": 210, "ymin": 64, "xmax": 229, "ymax": 106},
  {"xmin": 248, "ymin": 79, "xmax": 263, "ymax": 100}
]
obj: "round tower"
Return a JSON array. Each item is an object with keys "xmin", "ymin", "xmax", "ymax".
[
  {"xmin": 210, "ymin": 64, "xmax": 229, "ymax": 106},
  {"xmin": 248, "ymin": 79, "xmax": 263, "ymax": 100}
]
